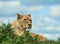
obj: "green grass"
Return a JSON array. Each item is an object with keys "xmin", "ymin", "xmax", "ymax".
[{"xmin": 0, "ymin": 23, "xmax": 60, "ymax": 44}]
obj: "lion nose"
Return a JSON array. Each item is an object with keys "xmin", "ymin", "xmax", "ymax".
[{"xmin": 28, "ymin": 24, "xmax": 31, "ymax": 27}]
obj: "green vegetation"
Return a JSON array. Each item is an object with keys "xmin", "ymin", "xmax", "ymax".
[{"xmin": 0, "ymin": 23, "xmax": 60, "ymax": 44}]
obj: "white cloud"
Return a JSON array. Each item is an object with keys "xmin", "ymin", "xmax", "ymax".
[
  {"xmin": 0, "ymin": 1, "xmax": 20, "ymax": 15},
  {"xmin": 0, "ymin": 17, "xmax": 16, "ymax": 24},
  {"xmin": 0, "ymin": 1, "xmax": 44, "ymax": 15},
  {"xmin": 44, "ymin": 26, "xmax": 60, "ymax": 31},
  {"xmin": 31, "ymin": 16, "xmax": 60, "ymax": 32},
  {"xmin": 0, "ymin": 1, "xmax": 20, "ymax": 7},
  {"xmin": 28, "ymin": 6, "xmax": 44, "ymax": 11},
  {"xmin": 43, "ymin": 17, "xmax": 54, "ymax": 23},
  {"xmin": 35, "ymin": 17, "xmax": 55, "ymax": 26},
  {"xmin": 0, "ymin": 0, "xmax": 19, "ymax": 1},
  {"xmin": 45, "ymin": 26, "xmax": 54, "ymax": 30},
  {"xmin": 8, "ymin": 1, "xmax": 20, "ymax": 6},
  {"xmin": 44, "ymin": 17, "xmax": 50, "ymax": 22},
  {"xmin": 34, "ymin": 17, "xmax": 60, "ymax": 31},
  {"xmin": 19, "ymin": 5, "xmax": 44, "ymax": 12},
  {"xmin": 31, "ymin": 25, "xmax": 38, "ymax": 32},
  {"xmin": 49, "ymin": 5, "xmax": 60, "ymax": 17}
]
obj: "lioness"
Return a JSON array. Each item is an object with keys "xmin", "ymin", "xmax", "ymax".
[
  {"xmin": 11, "ymin": 13, "xmax": 32, "ymax": 36},
  {"xmin": 11, "ymin": 13, "xmax": 46, "ymax": 41}
]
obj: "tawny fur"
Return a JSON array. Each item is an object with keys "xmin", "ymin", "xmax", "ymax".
[
  {"xmin": 12, "ymin": 21, "xmax": 24, "ymax": 36},
  {"xmin": 11, "ymin": 13, "xmax": 46, "ymax": 41}
]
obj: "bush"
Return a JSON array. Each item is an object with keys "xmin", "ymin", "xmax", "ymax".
[
  {"xmin": 0, "ymin": 23, "xmax": 40, "ymax": 44},
  {"xmin": 0, "ymin": 23, "xmax": 60, "ymax": 44}
]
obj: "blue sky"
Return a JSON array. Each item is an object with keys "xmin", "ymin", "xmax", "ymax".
[{"xmin": 0, "ymin": 0, "xmax": 60, "ymax": 40}]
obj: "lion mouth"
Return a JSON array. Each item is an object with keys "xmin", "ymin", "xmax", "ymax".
[
  {"xmin": 23, "ymin": 26, "xmax": 31, "ymax": 31},
  {"xmin": 26, "ymin": 29, "xmax": 30, "ymax": 31},
  {"xmin": 26, "ymin": 26, "xmax": 31, "ymax": 31},
  {"xmin": 28, "ymin": 26, "xmax": 31, "ymax": 29}
]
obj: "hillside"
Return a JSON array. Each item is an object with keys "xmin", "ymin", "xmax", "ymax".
[{"xmin": 0, "ymin": 23, "xmax": 60, "ymax": 44}]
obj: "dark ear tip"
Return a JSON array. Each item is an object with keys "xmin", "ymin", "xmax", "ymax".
[
  {"xmin": 16, "ymin": 13, "xmax": 21, "ymax": 17},
  {"xmin": 16, "ymin": 13, "xmax": 20, "ymax": 19},
  {"xmin": 28, "ymin": 14, "xmax": 31, "ymax": 16},
  {"xmin": 17, "ymin": 13, "xmax": 20, "ymax": 15}
]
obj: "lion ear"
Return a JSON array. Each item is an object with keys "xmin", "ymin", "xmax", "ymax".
[
  {"xmin": 28, "ymin": 14, "xmax": 31, "ymax": 17},
  {"xmin": 16, "ymin": 13, "xmax": 21, "ymax": 19}
]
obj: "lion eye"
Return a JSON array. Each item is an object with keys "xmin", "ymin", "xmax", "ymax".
[
  {"xmin": 24, "ymin": 19, "xmax": 26, "ymax": 21},
  {"xmin": 30, "ymin": 20, "xmax": 32, "ymax": 22}
]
